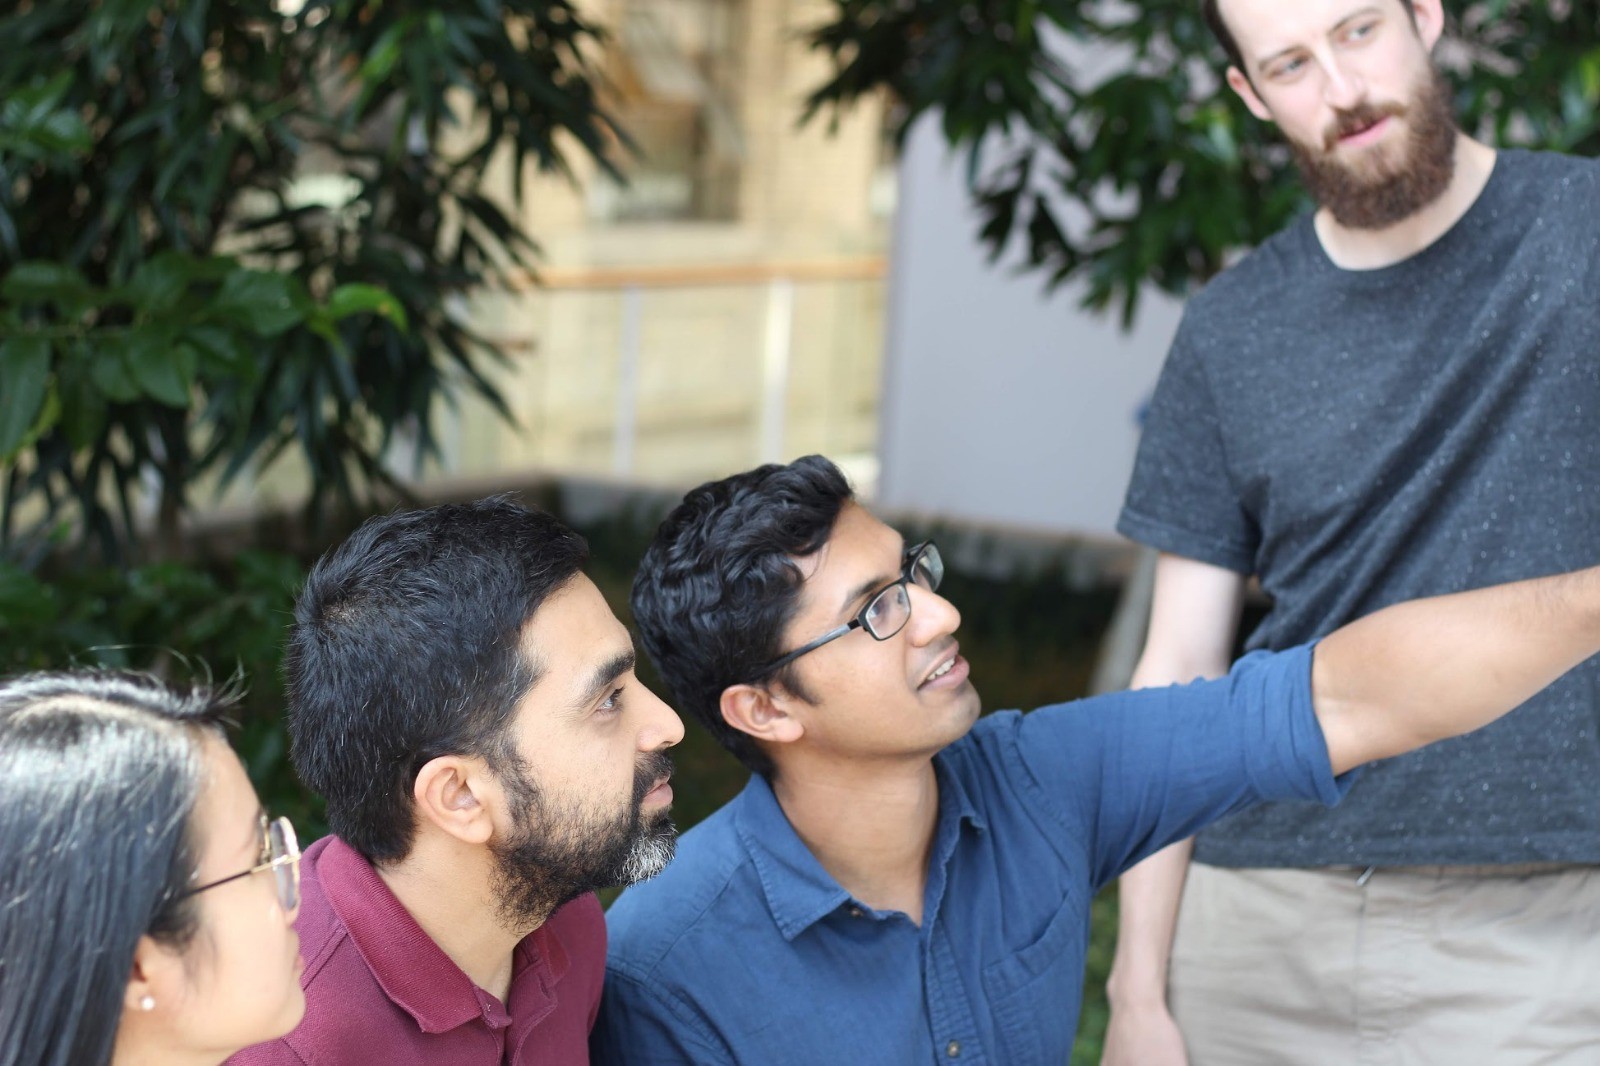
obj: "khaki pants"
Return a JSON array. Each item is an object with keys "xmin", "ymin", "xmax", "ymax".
[{"xmin": 1168, "ymin": 863, "xmax": 1600, "ymax": 1066}]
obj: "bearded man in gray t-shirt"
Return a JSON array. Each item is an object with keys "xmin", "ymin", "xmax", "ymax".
[{"xmin": 1105, "ymin": 1, "xmax": 1600, "ymax": 1064}]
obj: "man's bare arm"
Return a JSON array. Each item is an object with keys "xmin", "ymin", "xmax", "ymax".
[
  {"xmin": 1314, "ymin": 567, "xmax": 1600, "ymax": 774},
  {"xmin": 1101, "ymin": 554, "xmax": 1247, "ymax": 1066}
]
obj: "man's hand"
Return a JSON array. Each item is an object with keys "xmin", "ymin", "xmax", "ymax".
[{"xmin": 1100, "ymin": 996, "xmax": 1189, "ymax": 1066}]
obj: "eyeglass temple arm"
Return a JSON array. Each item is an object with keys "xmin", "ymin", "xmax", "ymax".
[{"xmin": 760, "ymin": 621, "xmax": 860, "ymax": 676}]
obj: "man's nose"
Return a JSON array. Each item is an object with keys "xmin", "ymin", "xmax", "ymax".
[
  {"xmin": 906, "ymin": 581, "xmax": 961, "ymax": 645},
  {"xmin": 641, "ymin": 684, "xmax": 685, "ymax": 749},
  {"xmin": 1323, "ymin": 56, "xmax": 1367, "ymax": 111}
]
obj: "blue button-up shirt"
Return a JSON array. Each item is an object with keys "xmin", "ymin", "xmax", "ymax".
[{"xmin": 594, "ymin": 646, "xmax": 1350, "ymax": 1065}]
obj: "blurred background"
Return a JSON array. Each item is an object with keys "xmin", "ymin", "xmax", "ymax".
[{"xmin": 2, "ymin": 1, "xmax": 1594, "ymax": 1058}]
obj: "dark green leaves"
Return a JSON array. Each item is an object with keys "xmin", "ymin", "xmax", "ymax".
[
  {"xmin": 0, "ymin": 73, "xmax": 91, "ymax": 161},
  {"xmin": 2, "ymin": 262, "xmax": 96, "ymax": 312},
  {"xmin": 0, "ymin": 335, "xmax": 51, "ymax": 458},
  {"xmin": 0, "ymin": 0, "xmax": 619, "ymax": 560}
]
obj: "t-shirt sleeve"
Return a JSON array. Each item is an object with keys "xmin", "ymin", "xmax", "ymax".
[
  {"xmin": 1117, "ymin": 317, "xmax": 1257, "ymax": 573},
  {"xmin": 590, "ymin": 968, "xmax": 736, "ymax": 1066},
  {"xmin": 1011, "ymin": 645, "xmax": 1355, "ymax": 889}
]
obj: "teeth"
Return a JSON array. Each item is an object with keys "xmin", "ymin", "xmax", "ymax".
[{"xmin": 927, "ymin": 657, "xmax": 955, "ymax": 682}]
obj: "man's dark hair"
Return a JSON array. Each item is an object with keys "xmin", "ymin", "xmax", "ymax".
[
  {"xmin": 0, "ymin": 670, "xmax": 230, "ymax": 1066},
  {"xmin": 631, "ymin": 455, "xmax": 854, "ymax": 779},
  {"xmin": 286, "ymin": 496, "xmax": 588, "ymax": 863},
  {"xmin": 1204, "ymin": 0, "xmax": 1417, "ymax": 77}
]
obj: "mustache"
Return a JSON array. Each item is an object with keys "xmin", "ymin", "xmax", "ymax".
[
  {"xmin": 1323, "ymin": 100, "xmax": 1406, "ymax": 151},
  {"xmin": 632, "ymin": 750, "xmax": 675, "ymax": 805}
]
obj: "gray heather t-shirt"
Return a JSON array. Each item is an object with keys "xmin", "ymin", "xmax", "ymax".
[{"xmin": 1118, "ymin": 149, "xmax": 1600, "ymax": 867}]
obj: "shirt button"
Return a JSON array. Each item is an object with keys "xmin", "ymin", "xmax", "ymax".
[
  {"xmin": 848, "ymin": 906, "xmax": 864, "ymax": 918},
  {"xmin": 946, "ymin": 1040, "xmax": 961, "ymax": 1057}
]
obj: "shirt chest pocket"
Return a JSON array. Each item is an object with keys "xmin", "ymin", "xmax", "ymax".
[{"xmin": 980, "ymin": 901, "xmax": 1086, "ymax": 1065}]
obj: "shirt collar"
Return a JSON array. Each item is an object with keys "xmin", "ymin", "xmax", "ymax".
[
  {"xmin": 317, "ymin": 836, "xmax": 569, "ymax": 1035},
  {"xmin": 731, "ymin": 757, "xmax": 987, "ymax": 942},
  {"xmin": 932, "ymin": 746, "xmax": 988, "ymax": 837},
  {"xmin": 733, "ymin": 776, "xmax": 851, "ymax": 941}
]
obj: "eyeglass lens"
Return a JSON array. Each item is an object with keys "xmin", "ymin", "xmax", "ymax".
[
  {"xmin": 268, "ymin": 818, "xmax": 300, "ymax": 913},
  {"xmin": 862, "ymin": 544, "xmax": 944, "ymax": 640}
]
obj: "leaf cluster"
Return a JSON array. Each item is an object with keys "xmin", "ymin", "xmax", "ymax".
[
  {"xmin": 0, "ymin": 546, "xmax": 324, "ymax": 828},
  {"xmin": 803, "ymin": 0, "xmax": 1600, "ymax": 325},
  {"xmin": 0, "ymin": 0, "xmax": 621, "ymax": 560}
]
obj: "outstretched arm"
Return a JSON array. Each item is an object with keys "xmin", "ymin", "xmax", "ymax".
[{"xmin": 1314, "ymin": 566, "xmax": 1600, "ymax": 774}]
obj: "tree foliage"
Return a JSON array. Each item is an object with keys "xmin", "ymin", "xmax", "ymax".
[
  {"xmin": 803, "ymin": 0, "xmax": 1600, "ymax": 324},
  {"xmin": 0, "ymin": 0, "xmax": 621, "ymax": 559}
]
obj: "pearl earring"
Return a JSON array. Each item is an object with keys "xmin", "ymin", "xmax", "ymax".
[{"xmin": 139, "ymin": 995, "xmax": 155, "ymax": 1012}]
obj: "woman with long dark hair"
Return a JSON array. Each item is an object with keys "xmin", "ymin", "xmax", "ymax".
[{"xmin": 0, "ymin": 670, "xmax": 305, "ymax": 1066}]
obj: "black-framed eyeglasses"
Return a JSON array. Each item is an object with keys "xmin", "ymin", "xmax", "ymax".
[
  {"xmin": 182, "ymin": 814, "xmax": 301, "ymax": 914},
  {"xmin": 754, "ymin": 541, "xmax": 944, "ymax": 679}
]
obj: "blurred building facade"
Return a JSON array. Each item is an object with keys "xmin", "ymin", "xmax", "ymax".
[
  {"xmin": 438, "ymin": 0, "xmax": 893, "ymax": 493},
  {"xmin": 877, "ymin": 116, "xmax": 1181, "ymax": 540}
]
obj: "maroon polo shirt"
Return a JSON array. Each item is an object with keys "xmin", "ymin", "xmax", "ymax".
[{"xmin": 228, "ymin": 836, "xmax": 605, "ymax": 1065}]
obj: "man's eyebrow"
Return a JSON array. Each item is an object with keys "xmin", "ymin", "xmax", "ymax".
[
  {"xmin": 1255, "ymin": 42, "xmax": 1302, "ymax": 73},
  {"xmin": 572, "ymin": 648, "xmax": 636, "ymax": 712},
  {"xmin": 836, "ymin": 537, "xmax": 909, "ymax": 614},
  {"xmin": 840, "ymin": 572, "xmax": 893, "ymax": 614},
  {"xmin": 1256, "ymin": 6, "xmax": 1383, "ymax": 73}
]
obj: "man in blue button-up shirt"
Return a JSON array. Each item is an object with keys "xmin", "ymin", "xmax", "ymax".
[{"xmin": 593, "ymin": 455, "xmax": 1600, "ymax": 1065}]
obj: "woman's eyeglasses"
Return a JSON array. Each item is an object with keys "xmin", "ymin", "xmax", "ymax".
[{"xmin": 182, "ymin": 814, "xmax": 301, "ymax": 914}]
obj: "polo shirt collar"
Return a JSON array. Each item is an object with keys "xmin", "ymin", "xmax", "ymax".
[
  {"xmin": 317, "ymin": 836, "xmax": 569, "ymax": 1035},
  {"xmin": 731, "ymin": 758, "xmax": 987, "ymax": 943}
]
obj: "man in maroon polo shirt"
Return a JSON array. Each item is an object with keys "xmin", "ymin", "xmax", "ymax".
[{"xmin": 230, "ymin": 498, "xmax": 684, "ymax": 1065}]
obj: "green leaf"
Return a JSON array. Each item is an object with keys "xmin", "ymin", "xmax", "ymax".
[
  {"xmin": 0, "ymin": 562, "xmax": 59, "ymax": 628},
  {"xmin": 358, "ymin": 21, "xmax": 409, "ymax": 86},
  {"xmin": 89, "ymin": 341, "xmax": 141, "ymax": 403},
  {"xmin": 127, "ymin": 332, "xmax": 197, "ymax": 407},
  {"xmin": 187, "ymin": 324, "xmax": 251, "ymax": 374},
  {"xmin": 326, "ymin": 283, "xmax": 409, "ymax": 330},
  {"xmin": 0, "ymin": 72, "xmax": 91, "ymax": 160},
  {"xmin": 121, "ymin": 251, "xmax": 197, "ymax": 315},
  {"xmin": 210, "ymin": 270, "xmax": 305, "ymax": 337},
  {"xmin": 1, "ymin": 261, "xmax": 95, "ymax": 309},
  {"xmin": 56, "ymin": 360, "xmax": 108, "ymax": 449},
  {"xmin": 0, "ymin": 335, "xmax": 52, "ymax": 459}
]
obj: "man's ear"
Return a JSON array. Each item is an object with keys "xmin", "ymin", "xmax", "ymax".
[
  {"xmin": 720, "ymin": 683, "xmax": 805, "ymax": 746},
  {"xmin": 1226, "ymin": 65, "xmax": 1273, "ymax": 122},
  {"xmin": 1409, "ymin": 0, "xmax": 1445, "ymax": 52},
  {"xmin": 413, "ymin": 756, "xmax": 496, "ymax": 846}
]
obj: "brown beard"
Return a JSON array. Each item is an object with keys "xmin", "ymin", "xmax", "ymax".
[{"xmin": 1289, "ymin": 65, "xmax": 1459, "ymax": 230}]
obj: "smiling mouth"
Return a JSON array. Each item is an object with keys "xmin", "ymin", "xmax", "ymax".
[{"xmin": 920, "ymin": 644, "xmax": 961, "ymax": 687}]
